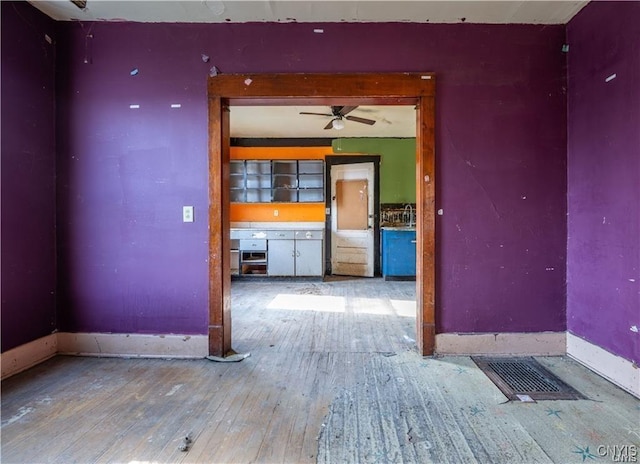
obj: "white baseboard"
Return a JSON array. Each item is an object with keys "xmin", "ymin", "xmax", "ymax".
[
  {"xmin": 57, "ymin": 332, "xmax": 208, "ymax": 359},
  {"xmin": 435, "ymin": 332, "xmax": 566, "ymax": 356},
  {"xmin": 566, "ymin": 332, "xmax": 639, "ymax": 398},
  {"xmin": 1, "ymin": 334, "xmax": 58, "ymax": 380}
]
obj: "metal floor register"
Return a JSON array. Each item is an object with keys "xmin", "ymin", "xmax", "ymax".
[{"xmin": 472, "ymin": 357, "xmax": 586, "ymax": 401}]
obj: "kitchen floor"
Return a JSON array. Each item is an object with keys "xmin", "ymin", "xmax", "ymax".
[{"xmin": 1, "ymin": 279, "xmax": 638, "ymax": 463}]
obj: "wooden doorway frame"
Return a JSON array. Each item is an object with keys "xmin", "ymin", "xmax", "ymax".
[{"xmin": 207, "ymin": 73, "xmax": 435, "ymax": 357}]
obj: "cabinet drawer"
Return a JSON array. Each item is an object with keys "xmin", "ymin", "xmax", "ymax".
[
  {"xmin": 232, "ymin": 230, "xmax": 267, "ymax": 240},
  {"xmin": 295, "ymin": 230, "xmax": 323, "ymax": 240},
  {"xmin": 267, "ymin": 230, "xmax": 295, "ymax": 240},
  {"xmin": 231, "ymin": 229, "xmax": 253, "ymax": 239},
  {"xmin": 239, "ymin": 239, "xmax": 267, "ymax": 250}
]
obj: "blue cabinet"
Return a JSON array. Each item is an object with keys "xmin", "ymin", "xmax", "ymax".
[{"xmin": 381, "ymin": 229, "xmax": 416, "ymax": 279}]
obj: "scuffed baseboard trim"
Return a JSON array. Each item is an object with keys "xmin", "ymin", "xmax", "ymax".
[
  {"xmin": 1, "ymin": 334, "xmax": 58, "ymax": 380},
  {"xmin": 5, "ymin": 331, "xmax": 636, "ymax": 400},
  {"xmin": 435, "ymin": 332, "xmax": 566, "ymax": 356},
  {"xmin": 57, "ymin": 332, "xmax": 208, "ymax": 359},
  {"xmin": 566, "ymin": 332, "xmax": 639, "ymax": 398},
  {"xmin": 1, "ymin": 332, "xmax": 208, "ymax": 379}
]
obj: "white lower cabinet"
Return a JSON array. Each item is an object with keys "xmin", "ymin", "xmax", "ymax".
[
  {"xmin": 232, "ymin": 228, "xmax": 323, "ymax": 277},
  {"xmin": 267, "ymin": 230, "xmax": 323, "ymax": 277},
  {"xmin": 268, "ymin": 239, "xmax": 295, "ymax": 276},
  {"xmin": 294, "ymin": 239, "xmax": 323, "ymax": 276}
]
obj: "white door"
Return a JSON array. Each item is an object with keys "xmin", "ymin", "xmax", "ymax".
[{"xmin": 330, "ymin": 162, "xmax": 375, "ymax": 277}]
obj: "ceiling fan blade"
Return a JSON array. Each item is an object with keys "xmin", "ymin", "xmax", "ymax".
[
  {"xmin": 338, "ymin": 106, "xmax": 359, "ymax": 116},
  {"xmin": 300, "ymin": 112, "xmax": 333, "ymax": 116},
  {"xmin": 323, "ymin": 120, "xmax": 334, "ymax": 130},
  {"xmin": 345, "ymin": 115, "xmax": 376, "ymax": 125}
]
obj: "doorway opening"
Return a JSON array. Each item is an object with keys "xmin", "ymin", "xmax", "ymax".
[
  {"xmin": 208, "ymin": 73, "xmax": 436, "ymax": 357},
  {"xmin": 325, "ymin": 155, "xmax": 381, "ymax": 277}
]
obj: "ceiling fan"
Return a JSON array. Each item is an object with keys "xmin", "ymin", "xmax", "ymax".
[{"xmin": 299, "ymin": 106, "xmax": 376, "ymax": 130}]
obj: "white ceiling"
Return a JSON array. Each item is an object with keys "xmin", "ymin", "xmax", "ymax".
[
  {"xmin": 29, "ymin": 0, "xmax": 588, "ymax": 139},
  {"xmin": 30, "ymin": 1, "xmax": 588, "ymax": 25},
  {"xmin": 231, "ymin": 106, "xmax": 416, "ymax": 138}
]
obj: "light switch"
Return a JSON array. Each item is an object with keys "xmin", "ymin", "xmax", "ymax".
[{"xmin": 183, "ymin": 206, "xmax": 194, "ymax": 222}]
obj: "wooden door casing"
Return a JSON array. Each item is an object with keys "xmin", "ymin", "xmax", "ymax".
[{"xmin": 208, "ymin": 73, "xmax": 435, "ymax": 357}]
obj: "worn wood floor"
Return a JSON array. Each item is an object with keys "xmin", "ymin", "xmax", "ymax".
[{"xmin": 2, "ymin": 278, "xmax": 639, "ymax": 463}]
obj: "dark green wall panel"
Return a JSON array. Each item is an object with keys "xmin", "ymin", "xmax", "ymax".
[{"xmin": 332, "ymin": 138, "xmax": 416, "ymax": 203}]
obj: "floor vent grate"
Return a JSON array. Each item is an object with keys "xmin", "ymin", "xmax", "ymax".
[{"xmin": 472, "ymin": 357, "xmax": 586, "ymax": 401}]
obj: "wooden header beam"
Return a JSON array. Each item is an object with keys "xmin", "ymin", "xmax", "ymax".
[{"xmin": 208, "ymin": 72, "xmax": 435, "ymax": 105}]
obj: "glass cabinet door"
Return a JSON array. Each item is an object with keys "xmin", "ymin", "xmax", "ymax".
[
  {"xmin": 230, "ymin": 160, "xmax": 246, "ymax": 203},
  {"xmin": 298, "ymin": 160, "xmax": 324, "ymax": 202},
  {"xmin": 230, "ymin": 159, "xmax": 324, "ymax": 203},
  {"xmin": 245, "ymin": 161, "xmax": 272, "ymax": 203}
]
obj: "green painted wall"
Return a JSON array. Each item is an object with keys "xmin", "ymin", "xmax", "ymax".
[{"xmin": 332, "ymin": 138, "xmax": 416, "ymax": 203}]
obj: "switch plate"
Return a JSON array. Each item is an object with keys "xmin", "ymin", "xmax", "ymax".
[{"xmin": 183, "ymin": 206, "xmax": 194, "ymax": 222}]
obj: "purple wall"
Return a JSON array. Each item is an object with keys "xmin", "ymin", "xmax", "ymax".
[
  {"xmin": 1, "ymin": 2, "xmax": 57, "ymax": 351},
  {"xmin": 567, "ymin": 2, "xmax": 640, "ymax": 362},
  {"xmin": 54, "ymin": 20, "xmax": 568, "ymax": 336}
]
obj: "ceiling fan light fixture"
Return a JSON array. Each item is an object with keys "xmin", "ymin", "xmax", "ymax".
[
  {"xmin": 332, "ymin": 118, "xmax": 345, "ymax": 130},
  {"xmin": 70, "ymin": 0, "xmax": 88, "ymax": 9}
]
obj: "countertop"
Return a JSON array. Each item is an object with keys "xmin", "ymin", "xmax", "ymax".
[
  {"xmin": 232, "ymin": 222, "xmax": 415, "ymax": 231},
  {"xmin": 381, "ymin": 226, "xmax": 416, "ymax": 231},
  {"xmin": 231, "ymin": 222, "xmax": 324, "ymax": 230}
]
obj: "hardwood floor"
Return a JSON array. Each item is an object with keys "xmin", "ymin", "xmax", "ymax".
[
  {"xmin": 1, "ymin": 279, "xmax": 638, "ymax": 463},
  {"xmin": 231, "ymin": 278, "xmax": 418, "ymax": 354}
]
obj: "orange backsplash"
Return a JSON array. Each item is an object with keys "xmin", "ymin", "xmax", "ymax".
[{"xmin": 230, "ymin": 203, "xmax": 326, "ymax": 222}]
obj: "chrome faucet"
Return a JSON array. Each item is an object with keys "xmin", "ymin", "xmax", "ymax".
[{"xmin": 404, "ymin": 204, "xmax": 414, "ymax": 227}]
